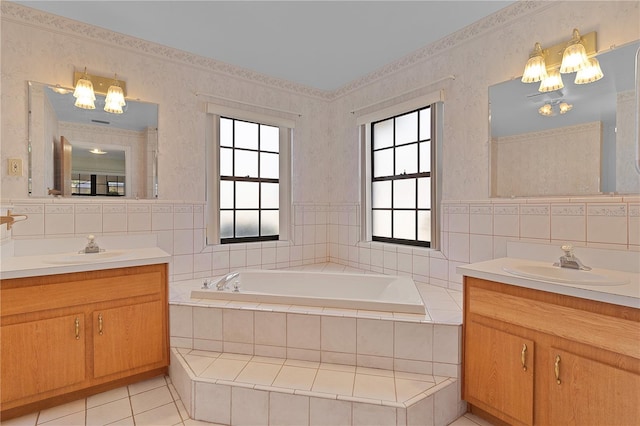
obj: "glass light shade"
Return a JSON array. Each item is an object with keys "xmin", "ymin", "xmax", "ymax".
[
  {"xmin": 73, "ymin": 78, "xmax": 95, "ymax": 109},
  {"xmin": 74, "ymin": 94, "xmax": 96, "ymax": 109},
  {"xmin": 104, "ymin": 84, "xmax": 126, "ymax": 114},
  {"xmin": 560, "ymin": 42, "xmax": 589, "ymax": 73},
  {"xmin": 559, "ymin": 102, "xmax": 573, "ymax": 114},
  {"xmin": 538, "ymin": 69, "xmax": 564, "ymax": 92},
  {"xmin": 521, "ymin": 43, "xmax": 548, "ymax": 83},
  {"xmin": 574, "ymin": 57, "xmax": 604, "ymax": 84},
  {"xmin": 538, "ymin": 104, "xmax": 553, "ymax": 116}
]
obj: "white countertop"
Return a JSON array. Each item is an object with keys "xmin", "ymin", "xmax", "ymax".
[
  {"xmin": 0, "ymin": 247, "xmax": 171, "ymax": 280},
  {"xmin": 457, "ymin": 257, "xmax": 640, "ymax": 309}
]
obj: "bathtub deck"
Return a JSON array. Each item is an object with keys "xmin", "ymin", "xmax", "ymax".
[
  {"xmin": 170, "ymin": 348, "xmax": 462, "ymax": 425},
  {"xmin": 169, "ymin": 263, "xmax": 465, "ymax": 425},
  {"xmin": 170, "ymin": 262, "xmax": 463, "ymax": 325}
]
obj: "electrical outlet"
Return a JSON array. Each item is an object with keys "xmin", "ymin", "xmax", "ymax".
[{"xmin": 8, "ymin": 158, "xmax": 22, "ymax": 176}]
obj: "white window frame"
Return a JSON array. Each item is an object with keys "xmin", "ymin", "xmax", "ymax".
[
  {"xmin": 206, "ymin": 103, "xmax": 293, "ymax": 245},
  {"xmin": 358, "ymin": 91, "xmax": 444, "ymax": 250}
]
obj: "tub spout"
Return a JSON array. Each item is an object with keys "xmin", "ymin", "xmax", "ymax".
[{"xmin": 215, "ymin": 272, "xmax": 239, "ymax": 290}]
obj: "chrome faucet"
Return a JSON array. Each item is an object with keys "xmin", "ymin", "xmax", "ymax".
[
  {"xmin": 214, "ymin": 272, "xmax": 239, "ymax": 291},
  {"xmin": 82, "ymin": 234, "xmax": 101, "ymax": 254},
  {"xmin": 554, "ymin": 244, "xmax": 591, "ymax": 271}
]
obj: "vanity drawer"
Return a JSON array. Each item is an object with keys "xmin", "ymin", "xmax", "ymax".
[
  {"xmin": 466, "ymin": 278, "xmax": 640, "ymax": 360},
  {"xmin": 1, "ymin": 264, "xmax": 166, "ymax": 317}
]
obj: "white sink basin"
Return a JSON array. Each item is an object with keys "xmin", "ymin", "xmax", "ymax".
[
  {"xmin": 503, "ymin": 264, "xmax": 628, "ymax": 286},
  {"xmin": 43, "ymin": 250, "xmax": 128, "ymax": 265}
]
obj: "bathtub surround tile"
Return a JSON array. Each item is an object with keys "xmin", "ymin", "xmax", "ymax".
[
  {"xmin": 272, "ymin": 365, "xmax": 317, "ymax": 390},
  {"xmin": 287, "ymin": 347, "xmax": 321, "ymax": 362},
  {"xmin": 321, "ymin": 351, "xmax": 356, "ymax": 366},
  {"xmin": 353, "ymin": 374, "xmax": 396, "ymax": 401},
  {"xmin": 254, "ymin": 311, "xmax": 286, "ymax": 347},
  {"xmin": 269, "ymin": 393, "xmax": 310, "ymax": 426},
  {"xmin": 321, "ymin": 316, "xmax": 356, "ymax": 353},
  {"xmin": 192, "ymin": 306, "xmax": 222, "ymax": 341},
  {"xmin": 395, "ymin": 322, "xmax": 433, "ymax": 362},
  {"xmin": 312, "ymin": 369, "xmax": 355, "ymax": 396},
  {"xmin": 352, "ymin": 403, "xmax": 397, "ymax": 426},
  {"xmin": 235, "ymin": 361, "xmax": 281, "ymax": 386},
  {"xmin": 169, "ymin": 305, "xmax": 193, "ymax": 340},
  {"xmin": 231, "ymin": 386, "xmax": 269, "ymax": 426},
  {"xmin": 223, "ymin": 309, "xmax": 253, "ymax": 344},
  {"xmin": 287, "ymin": 313, "xmax": 320, "ymax": 350},
  {"xmin": 356, "ymin": 318, "xmax": 394, "ymax": 358},
  {"xmin": 309, "ymin": 397, "xmax": 352, "ymax": 426},
  {"xmin": 200, "ymin": 358, "xmax": 247, "ymax": 381},
  {"xmin": 356, "ymin": 354, "xmax": 394, "ymax": 371},
  {"xmin": 630, "ymin": 204, "xmax": 640, "ymax": 246}
]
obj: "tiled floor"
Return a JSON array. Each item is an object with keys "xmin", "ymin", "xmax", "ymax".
[{"xmin": 1, "ymin": 373, "xmax": 492, "ymax": 426}]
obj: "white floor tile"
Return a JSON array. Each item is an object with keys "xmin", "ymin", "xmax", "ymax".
[
  {"xmin": 86, "ymin": 387, "xmax": 129, "ymax": 409},
  {"xmin": 39, "ymin": 410, "xmax": 86, "ymax": 426},
  {"xmin": 127, "ymin": 376, "xmax": 167, "ymax": 396},
  {"xmin": 38, "ymin": 399, "xmax": 86, "ymax": 424},
  {"xmin": 133, "ymin": 402, "xmax": 182, "ymax": 426},
  {"xmin": 86, "ymin": 398, "xmax": 132, "ymax": 426},
  {"xmin": 130, "ymin": 386, "xmax": 174, "ymax": 415}
]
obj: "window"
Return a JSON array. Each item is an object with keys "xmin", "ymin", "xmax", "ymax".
[
  {"xmin": 219, "ymin": 117, "xmax": 280, "ymax": 244},
  {"xmin": 371, "ymin": 107, "xmax": 433, "ymax": 247},
  {"xmin": 71, "ymin": 174, "xmax": 125, "ymax": 196},
  {"xmin": 359, "ymin": 94, "xmax": 442, "ymax": 250},
  {"xmin": 206, "ymin": 103, "xmax": 293, "ymax": 245}
]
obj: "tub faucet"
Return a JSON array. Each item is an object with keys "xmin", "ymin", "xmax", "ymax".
[
  {"xmin": 215, "ymin": 272, "xmax": 239, "ymax": 290},
  {"xmin": 554, "ymin": 245, "xmax": 591, "ymax": 271}
]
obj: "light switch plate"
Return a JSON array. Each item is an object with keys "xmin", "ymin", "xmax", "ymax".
[{"xmin": 8, "ymin": 158, "xmax": 22, "ymax": 176}]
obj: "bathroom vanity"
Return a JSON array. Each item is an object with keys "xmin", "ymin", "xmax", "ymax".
[
  {"xmin": 459, "ymin": 258, "xmax": 640, "ymax": 426},
  {"xmin": 0, "ymin": 247, "xmax": 170, "ymax": 420}
]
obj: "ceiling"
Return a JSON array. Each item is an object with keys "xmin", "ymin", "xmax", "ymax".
[{"xmin": 17, "ymin": 0, "xmax": 514, "ymax": 92}]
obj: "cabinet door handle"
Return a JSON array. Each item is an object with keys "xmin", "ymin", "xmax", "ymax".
[
  {"xmin": 98, "ymin": 313, "xmax": 103, "ymax": 335},
  {"xmin": 554, "ymin": 355, "xmax": 561, "ymax": 385},
  {"xmin": 521, "ymin": 344, "xmax": 528, "ymax": 371},
  {"xmin": 75, "ymin": 317, "xmax": 80, "ymax": 340}
]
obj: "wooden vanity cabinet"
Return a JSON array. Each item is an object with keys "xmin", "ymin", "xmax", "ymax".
[
  {"xmin": 0, "ymin": 264, "xmax": 169, "ymax": 420},
  {"xmin": 463, "ymin": 277, "xmax": 640, "ymax": 426}
]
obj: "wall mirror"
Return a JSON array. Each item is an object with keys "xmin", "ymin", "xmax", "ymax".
[
  {"xmin": 28, "ymin": 81, "xmax": 159, "ymax": 198},
  {"xmin": 489, "ymin": 40, "xmax": 639, "ymax": 197}
]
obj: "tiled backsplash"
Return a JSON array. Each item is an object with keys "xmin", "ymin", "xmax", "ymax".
[{"xmin": 3, "ymin": 196, "xmax": 639, "ymax": 288}]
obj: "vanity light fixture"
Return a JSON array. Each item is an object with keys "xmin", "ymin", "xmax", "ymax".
[
  {"xmin": 73, "ymin": 67, "xmax": 96, "ymax": 110},
  {"xmin": 559, "ymin": 29, "xmax": 589, "ymax": 73},
  {"xmin": 538, "ymin": 101, "xmax": 573, "ymax": 117},
  {"xmin": 104, "ymin": 74, "xmax": 126, "ymax": 114},
  {"xmin": 538, "ymin": 103, "xmax": 553, "ymax": 116},
  {"xmin": 89, "ymin": 148, "xmax": 107, "ymax": 155},
  {"xmin": 574, "ymin": 57, "xmax": 604, "ymax": 84},
  {"xmin": 522, "ymin": 43, "xmax": 548, "ymax": 83},
  {"xmin": 538, "ymin": 69, "xmax": 564, "ymax": 93},
  {"xmin": 521, "ymin": 29, "xmax": 603, "ymax": 91},
  {"xmin": 73, "ymin": 68, "xmax": 127, "ymax": 113},
  {"xmin": 559, "ymin": 102, "xmax": 573, "ymax": 114}
]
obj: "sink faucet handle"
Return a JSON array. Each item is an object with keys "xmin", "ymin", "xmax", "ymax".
[{"xmin": 561, "ymin": 244, "xmax": 574, "ymax": 256}]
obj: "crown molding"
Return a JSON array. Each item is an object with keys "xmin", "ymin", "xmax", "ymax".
[{"xmin": 2, "ymin": 1, "xmax": 551, "ymax": 101}]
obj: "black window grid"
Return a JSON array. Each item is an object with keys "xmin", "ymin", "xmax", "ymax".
[{"xmin": 371, "ymin": 107, "xmax": 432, "ymax": 248}]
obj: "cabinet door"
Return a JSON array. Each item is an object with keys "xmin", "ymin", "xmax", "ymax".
[
  {"xmin": 548, "ymin": 348, "xmax": 640, "ymax": 426},
  {"xmin": 1, "ymin": 314, "xmax": 86, "ymax": 403},
  {"xmin": 465, "ymin": 321, "xmax": 534, "ymax": 426},
  {"xmin": 93, "ymin": 301, "xmax": 166, "ymax": 379}
]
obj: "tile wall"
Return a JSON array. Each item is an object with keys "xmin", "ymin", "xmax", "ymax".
[{"xmin": 6, "ymin": 195, "xmax": 638, "ymax": 291}]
